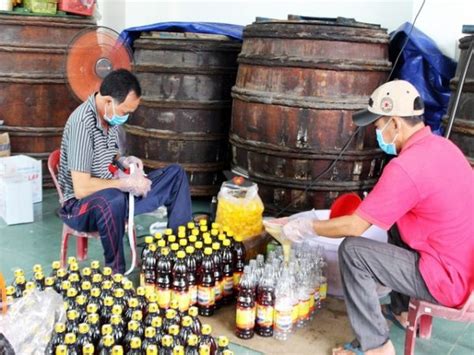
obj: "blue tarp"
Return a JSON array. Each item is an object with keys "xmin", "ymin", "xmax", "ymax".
[
  {"xmin": 389, "ymin": 22, "xmax": 457, "ymax": 134},
  {"xmin": 119, "ymin": 21, "xmax": 244, "ymax": 49}
]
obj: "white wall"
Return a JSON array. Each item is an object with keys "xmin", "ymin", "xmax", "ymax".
[{"xmin": 96, "ymin": 0, "xmax": 473, "ymax": 60}]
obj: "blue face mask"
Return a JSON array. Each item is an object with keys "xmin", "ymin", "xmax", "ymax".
[
  {"xmin": 376, "ymin": 119, "xmax": 398, "ymax": 155},
  {"xmin": 105, "ymin": 100, "xmax": 129, "ymax": 126}
]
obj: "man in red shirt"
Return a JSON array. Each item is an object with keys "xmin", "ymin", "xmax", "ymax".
[{"xmin": 287, "ymin": 80, "xmax": 473, "ymax": 355}]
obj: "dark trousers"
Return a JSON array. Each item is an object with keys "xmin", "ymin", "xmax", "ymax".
[
  {"xmin": 59, "ymin": 164, "xmax": 192, "ymax": 273},
  {"xmin": 338, "ymin": 235, "xmax": 437, "ymax": 351}
]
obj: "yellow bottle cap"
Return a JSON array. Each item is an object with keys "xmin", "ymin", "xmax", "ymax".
[
  {"xmin": 161, "ymin": 247, "xmax": 170, "ymax": 256},
  {"xmin": 148, "ymin": 303, "xmax": 159, "ymax": 313},
  {"xmin": 165, "ymin": 228, "xmax": 173, "ymax": 235},
  {"xmin": 136, "ymin": 286, "xmax": 146, "ymax": 296},
  {"xmin": 79, "ymin": 323, "xmax": 90, "ymax": 334},
  {"xmin": 201, "ymin": 324, "xmax": 212, "ymax": 335},
  {"xmin": 199, "ymin": 219, "xmax": 207, "ymax": 226},
  {"xmin": 211, "ymin": 229, "xmax": 219, "ymax": 237},
  {"xmin": 195, "ymin": 241, "xmax": 203, "ymax": 249},
  {"xmin": 54, "ymin": 322, "xmax": 66, "ymax": 333},
  {"xmin": 112, "ymin": 273, "xmax": 123, "ymax": 283},
  {"xmin": 57, "ymin": 268, "xmax": 66, "ymax": 278},
  {"xmin": 189, "ymin": 235, "xmax": 197, "ymax": 243},
  {"xmin": 67, "ymin": 309, "xmax": 78, "ymax": 320},
  {"xmin": 45, "ymin": 277, "xmax": 55, "ymax": 286},
  {"xmin": 82, "ymin": 267, "xmax": 92, "ymax": 276},
  {"xmin": 168, "ymin": 324, "xmax": 179, "ymax": 336},
  {"xmin": 65, "ymin": 332, "xmax": 76, "ymax": 344},
  {"xmin": 67, "ymin": 288, "xmax": 78, "ymax": 298},
  {"xmin": 171, "ymin": 243, "xmax": 179, "ymax": 251},
  {"xmin": 76, "ymin": 295, "xmax": 87, "ymax": 305},
  {"xmin": 212, "ymin": 222, "xmax": 220, "ymax": 229},
  {"xmin": 112, "ymin": 345, "xmax": 124, "ymax": 355},
  {"xmin": 92, "ymin": 274, "xmax": 103, "ymax": 283},
  {"xmin": 168, "ymin": 235, "xmax": 177, "ymax": 243},
  {"xmin": 87, "ymin": 313, "xmax": 99, "ymax": 324},
  {"xmin": 83, "ymin": 343, "xmax": 95, "ymax": 354},
  {"xmin": 149, "ymin": 243, "xmax": 157, "ymax": 252},
  {"xmin": 124, "ymin": 280, "xmax": 133, "ymax": 290},
  {"xmin": 112, "ymin": 304, "xmax": 123, "ymax": 315},
  {"xmin": 218, "ymin": 336, "xmax": 229, "ymax": 347},
  {"xmin": 173, "ymin": 345, "xmax": 184, "ymax": 355},
  {"xmin": 158, "ymin": 239, "xmax": 166, "ymax": 248},
  {"xmin": 32, "ymin": 264, "xmax": 42, "ymax": 273},
  {"xmin": 87, "ymin": 303, "xmax": 98, "ymax": 313},
  {"xmin": 145, "ymin": 236, "xmax": 154, "ymax": 244},
  {"xmin": 145, "ymin": 326, "xmax": 156, "ymax": 338},
  {"xmin": 179, "ymin": 239, "xmax": 187, "ymax": 247},
  {"xmin": 187, "ymin": 222, "xmax": 195, "ymax": 229},
  {"xmin": 212, "ymin": 242, "xmax": 220, "ymax": 251},
  {"xmin": 178, "ymin": 231, "xmax": 186, "ymax": 239},
  {"xmin": 103, "ymin": 267, "xmax": 112, "ymax": 276},
  {"xmin": 91, "ymin": 260, "xmax": 100, "ymax": 269},
  {"xmin": 223, "ymin": 239, "xmax": 231, "ymax": 247},
  {"xmin": 204, "ymin": 247, "xmax": 212, "ymax": 255},
  {"xmin": 187, "ymin": 334, "xmax": 199, "ymax": 346},
  {"xmin": 55, "ymin": 345, "xmax": 67, "ymax": 355},
  {"xmin": 67, "ymin": 256, "xmax": 77, "ymax": 265},
  {"xmin": 81, "ymin": 280, "xmax": 92, "ymax": 290},
  {"xmin": 181, "ymin": 316, "xmax": 192, "ymax": 327},
  {"xmin": 110, "ymin": 314, "xmax": 122, "ymax": 325},
  {"xmin": 104, "ymin": 296, "xmax": 114, "ymax": 307},
  {"xmin": 102, "ymin": 280, "xmax": 113, "ymax": 289},
  {"xmin": 52, "ymin": 261, "xmax": 61, "ymax": 269},
  {"xmin": 132, "ymin": 310, "xmax": 143, "ymax": 321},
  {"xmin": 91, "ymin": 287, "xmax": 101, "ymax": 297},
  {"xmin": 165, "ymin": 309, "xmax": 177, "ymax": 319},
  {"xmin": 186, "ymin": 246, "xmax": 195, "ymax": 254},
  {"xmin": 177, "ymin": 250, "xmax": 186, "ymax": 259},
  {"xmin": 199, "ymin": 344, "xmax": 210, "ymax": 355},
  {"xmin": 103, "ymin": 334, "xmax": 114, "ymax": 347},
  {"xmin": 162, "ymin": 335, "xmax": 173, "ymax": 347},
  {"xmin": 25, "ymin": 281, "xmax": 36, "ymax": 290},
  {"xmin": 114, "ymin": 288, "xmax": 125, "ymax": 298},
  {"xmin": 130, "ymin": 337, "xmax": 141, "ymax": 349},
  {"xmin": 70, "ymin": 263, "xmax": 79, "ymax": 272},
  {"xmin": 146, "ymin": 345, "xmax": 158, "ymax": 355},
  {"xmin": 13, "ymin": 269, "xmax": 24, "ymax": 277},
  {"xmin": 5, "ymin": 286, "xmax": 15, "ymax": 296},
  {"xmin": 169, "ymin": 299, "xmax": 179, "ymax": 309},
  {"xmin": 192, "ymin": 229, "xmax": 199, "ymax": 236},
  {"xmin": 102, "ymin": 324, "xmax": 113, "ymax": 335},
  {"xmin": 128, "ymin": 297, "xmax": 139, "ymax": 308},
  {"xmin": 151, "ymin": 316, "xmax": 162, "ymax": 328},
  {"xmin": 188, "ymin": 306, "xmax": 198, "ymax": 317},
  {"xmin": 234, "ymin": 235, "xmax": 243, "ymax": 242}
]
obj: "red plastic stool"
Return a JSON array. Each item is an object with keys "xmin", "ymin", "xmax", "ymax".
[{"xmin": 404, "ymin": 291, "xmax": 474, "ymax": 355}]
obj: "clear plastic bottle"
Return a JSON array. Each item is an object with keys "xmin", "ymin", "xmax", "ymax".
[
  {"xmin": 221, "ymin": 239, "xmax": 234, "ymax": 304},
  {"xmin": 273, "ymin": 268, "xmax": 294, "ymax": 341},
  {"xmin": 185, "ymin": 246, "xmax": 198, "ymax": 307},
  {"xmin": 172, "ymin": 250, "xmax": 190, "ymax": 313},
  {"xmin": 197, "ymin": 248, "xmax": 216, "ymax": 317},
  {"xmin": 156, "ymin": 247, "xmax": 173, "ymax": 311},
  {"xmin": 232, "ymin": 235, "xmax": 246, "ymax": 294}
]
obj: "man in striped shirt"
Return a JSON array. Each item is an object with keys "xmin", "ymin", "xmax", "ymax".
[{"xmin": 58, "ymin": 69, "xmax": 192, "ymax": 273}]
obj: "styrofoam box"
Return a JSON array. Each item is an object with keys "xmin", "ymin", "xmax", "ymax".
[
  {"xmin": 0, "ymin": 155, "xmax": 42, "ymax": 203},
  {"xmin": 309, "ymin": 210, "xmax": 390, "ymax": 298},
  {"xmin": 0, "ymin": 176, "xmax": 33, "ymax": 225}
]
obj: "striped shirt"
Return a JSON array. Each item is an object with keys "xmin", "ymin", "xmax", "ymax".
[{"xmin": 58, "ymin": 94, "xmax": 119, "ymax": 201}]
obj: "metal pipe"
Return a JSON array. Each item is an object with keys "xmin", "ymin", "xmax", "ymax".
[{"xmin": 445, "ymin": 40, "xmax": 474, "ymax": 139}]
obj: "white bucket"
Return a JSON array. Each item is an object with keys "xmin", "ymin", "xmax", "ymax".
[
  {"xmin": 0, "ymin": 0, "xmax": 12, "ymax": 11},
  {"xmin": 308, "ymin": 210, "xmax": 390, "ymax": 298}
]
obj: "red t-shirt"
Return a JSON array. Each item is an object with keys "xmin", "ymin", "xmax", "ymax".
[{"xmin": 356, "ymin": 126, "xmax": 473, "ymax": 307}]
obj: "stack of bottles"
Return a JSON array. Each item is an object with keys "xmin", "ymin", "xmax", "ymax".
[
  {"xmin": 140, "ymin": 220, "xmax": 246, "ymax": 318},
  {"xmin": 235, "ymin": 241, "xmax": 328, "ymax": 341},
  {"xmin": 6, "ymin": 259, "xmax": 235, "ymax": 355}
]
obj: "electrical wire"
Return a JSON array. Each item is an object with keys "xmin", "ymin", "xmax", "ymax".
[{"xmin": 273, "ymin": 0, "xmax": 426, "ymax": 217}]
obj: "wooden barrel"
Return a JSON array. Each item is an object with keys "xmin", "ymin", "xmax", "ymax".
[
  {"xmin": 230, "ymin": 17, "xmax": 391, "ymax": 213},
  {"xmin": 0, "ymin": 14, "xmax": 95, "ymax": 187},
  {"xmin": 443, "ymin": 35, "xmax": 474, "ymax": 167},
  {"xmin": 127, "ymin": 32, "xmax": 241, "ymax": 196}
]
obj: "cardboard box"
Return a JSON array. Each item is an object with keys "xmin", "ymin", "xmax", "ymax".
[
  {"xmin": 0, "ymin": 155, "xmax": 42, "ymax": 203},
  {"xmin": 0, "ymin": 176, "xmax": 33, "ymax": 225}
]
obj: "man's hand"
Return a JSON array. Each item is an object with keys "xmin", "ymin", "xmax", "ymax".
[
  {"xmin": 282, "ymin": 210, "xmax": 319, "ymax": 243},
  {"xmin": 118, "ymin": 170, "xmax": 151, "ymax": 197},
  {"xmin": 119, "ymin": 156, "xmax": 144, "ymax": 171}
]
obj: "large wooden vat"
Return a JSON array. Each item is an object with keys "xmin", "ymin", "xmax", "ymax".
[
  {"xmin": 230, "ymin": 17, "xmax": 391, "ymax": 213},
  {"xmin": 443, "ymin": 35, "xmax": 474, "ymax": 167},
  {"xmin": 0, "ymin": 14, "xmax": 96, "ymax": 187},
  {"xmin": 127, "ymin": 32, "xmax": 241, "ymax": 196}
]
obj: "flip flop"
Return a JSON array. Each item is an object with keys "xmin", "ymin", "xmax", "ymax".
[
  {"xmin": 381, "ymin": 304, "xmax": 407, "ymax": 330},
  {"xmin": 343, "ymin": 339, "xmax": 364, "ymax": 355}
]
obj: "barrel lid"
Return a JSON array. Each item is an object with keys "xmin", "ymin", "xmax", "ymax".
[{"xmin": 255, "ymin": 15, "xmax": 383, "ymax": 30}]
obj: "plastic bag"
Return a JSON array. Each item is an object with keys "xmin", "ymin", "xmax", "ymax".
[
  {"xmin": 0, "ymin": 289, "xmax": 65, "ymax": 355},
  {"xmin": 215, "ymin": 181, "xmax": 264, "ymax": 240}
]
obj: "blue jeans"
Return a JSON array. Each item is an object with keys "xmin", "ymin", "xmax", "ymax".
[{"xmin": 59, "ymin": 164, "xmax": 192, "ymax": 273}]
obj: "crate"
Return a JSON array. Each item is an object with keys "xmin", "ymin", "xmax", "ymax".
[
  {"xmin": 30, "ymin": 0, "xmax": 57, "ymax": 14},
  {"xmin": 58, "ymin": 0, "xmax": 94, "ymax": 16}
]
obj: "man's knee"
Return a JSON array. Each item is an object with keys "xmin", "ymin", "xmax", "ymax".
[
  {"xmin": 91, "ymin": 189, "xmax": 127, "ymax": 212},
  {"xmin": 339, "ymin": 237, "xmax": 366, "ymax": 261}
]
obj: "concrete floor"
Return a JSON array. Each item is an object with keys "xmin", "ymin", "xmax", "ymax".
[{"xmin": 1, "ymin": 189, "xmax": 473, "ymax": 354}]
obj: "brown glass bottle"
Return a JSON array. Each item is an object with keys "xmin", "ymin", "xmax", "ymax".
[{"xmin": 197, "ymin": 248, "xmax": 216, "ymax": 317}]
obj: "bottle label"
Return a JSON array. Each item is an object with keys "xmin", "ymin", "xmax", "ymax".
[
  {"xmin": 298, "ymin": 298, "xmax": 310, "ymax": 321},
  {"xmin": 172, "ymin": 290, "xmax": 190, "ymax": 312},
  {"xmin": 233, "ymin": 272, "xmax": 242, "ymax": 289},
  {"xmin": 309, "ymin": 293, "xmax": 315, "ymax": 312},
  {"xmin": 320, "ymin": 282, "xmax": 328, "ymax": 300},
  {"xmin": 197, "ymin": 286, "xmax": 215, "ymax": 306},
  {"xmin": 236, "ymin": 306, "xmax": 256, "ymax": 329},
  {"xmin": 256, "ymin": 304, "xmax": 274, "ymax": 328},
  {"xmin": 274, "ymin": 302, "xmax": 292, "ymax": 331},
  {"xmin": 223, "ymin": 276, "xmax": 234, "ymax": 297},
  {"xmin": 157, "ymin": 288, "xmax": 171, "ymax": 309},
  {"xmin": 189, "ymin": 285, "xmax": 198, "ymax": 306},
  {"xmin": 214, "ymin": 280, "xmax": 223, "ymax": 301},
  {"xmin": 291, "ymin": 302, "xmax": 299, "ymax": 324}
]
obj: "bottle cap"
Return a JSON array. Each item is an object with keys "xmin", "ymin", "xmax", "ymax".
[
  {"xmin": 146, "ymin": 345, "xmax": 158, "ymax": 355},
  {"xmin": 67, "ymin": 309, "xmax": 78, "ymax": 320},
  {"xmin": 112, "ymin": 273, "xmax": 123, "ymax": 283},
  {"xmin": 54, "ymin": 322, "xmax": 66, "ymax": 333},
  {"xmin": 204, "ymin": 247, "xmax": 212, "ymax": 255},
  {"xmin": 68, "ymin": 273, "xmax": 80, "ymax": 282},
  {"xmin": 128, "ymin": 298, "xmax": 139, "ymax": 308},
  {"xmin": 145, "ymin": 236, "xmax": 154, "ymax": 244},
  {"xmin": 211, "ymin": 229, "xmax": 219, "ymax": 237},
  {"xmin": 130, "ymin": 337, "xmax": 142, "ymax": 349},
  {"xmin": 178, "ymin": 231, "xmax": 186, "ymax": 239},
  {"xmin": 91, "ymin": 287, "xmax": 101, "ymax": 297},
  {"xmin": 188, "ymin": 306, "xmax": 198, "ymax": 317},
  {"xmin": 83, "ymin": 343, "xmax": 94, "ymax": 354},
  {"xmin": 234, "ymin": 235, "xmax": 243, "ymax": 242},
  {"xmin": 55, "ymin": 345, "xmax": 67, "ymax": 355},
  {"xmin": 103, "ymin": 334, "xmax": 114, "ymax": 347},
  {"xmin": 177, "ymin": 250, "xmax": 186, "ymax": 259},
  {"xmin": 154, "ymin": 232, "xmax": 163, "ymax": 240},
  {"xmin": 192, "ymin": 229, "xmax": 199, "ymax": 236},
  {"xmin": 82, "ymin": 267, "xmax": 92, "ymax": 276},
  {"xmin": 90, "ymin": 260, "xmax": 100, "ymax": 269},
  {"xmin": 158, "ymin": 239, "xmax": 166, "ymax": 248},
  {"xmin": 123, "ymin": 280, "xmax": 133, "ymax": 290},
  {"xmin": 102, "ymin": 324, "xmax": 113, "ymax": 335},
  {"xmin": 187, "ymin": 222, "xmax": 195, "ymax": 229},
  {"xmin": 164, "ymin": 228, "xmax": 173, "ymax": 235},
  {"xmin": 168, "ymin": 235, "xmax": 176, "ymax": 243},
  {"xmin": 65, "ymin": 332, "xmax": 76, "ymax": 344},
  {"xmin": 92, "ymin": 274, "xmax": 103, "ymax": 284},
  {"xmin": 103, "ymin": 267, "xmax": 112, "ymax": 276},
  {"xmin": 148, "ymin": 303, "xmax": 159, "ymax": 313},
  {"xmin": 13, "ymin": 269, "xmax": 24, "ymax": 278},
  {"xmin": 67, "ymin": 256, "xmax": 77, "ymax": 265},
  {"xmin": 32, "ymin": 264, "xmax": 42, "ymax": 273},
  {"xmin": 181, "ymin": 316, "xmax": 192, "ymax": 327},
  {"xmin": 149, "ymin": 243, "xmax": 157, "ymax": 252},
  {"xmin": 79, "ymin": 323, "xmax": 90, "ymax": 334},
  {"xmin": 218, "ymin": 336, "xmax": 229, "ymax": 347},
  {"xmin": 195, "ymin": 241, "xmax": 203, "ymax": 249},
  {"xmin": 5, "ymin": 286, "xmax": 15, "ymax": 296},
  {"xmin": 87, "ymin": 313, "xmax": 99, "ymax": 324},
  {"xmin": 173, "ymin": 345, "xmax": 184, "ymax": 355},
  {"xmin": 112, "ymin": 345, "xmax": 124, "ymax": 355},
  {"xmin": 61, "ymin": 280, "xmax": 71, "ymax": 290},
  {"xmin": 223, "ymin": 239, "xmax": 231, "ymax": 247},
  {"xmin": 169, "ymin": 299, "xmax": 179, "ymax": 309},
  {"xmin": 76, "ymin": 295, "xmax": 87, "ymax": 305},
  {"xmin": 81, "ymin": 281, "xmax": 92, "ymax": 290},
  {"xmin": 67, "ymin": 288, "xmax": 78, "ymax": 298},
  {"xmin": 168, "ymin": 324, "xmax": 179, "ymax": 336},
  {"xmin": 202, "ymin": 232, "xmax": 210, "ymax": 239},
  {"xmin": 161, "ymin": 247, "xmax": 170, "ymax": 256},
  {"xmin": 212, "ymin": 242, "xmax": 220, "ymax": 250},
  {"xmin": 114, "ymin": 288, "xmax": 125, "ymax": 298},
  {"xmin": 171, "ymin": 243, "xmax": 179, "ymax": 251},
  {"xmin": 136, "ymin": 286, "xmax": 146, "ymax": 296},
  {"xmin": 199, "ymin": 344, "xmax": 210, "ymax": 355},
  {"xmin": 187, "ymin": 334, "xmax": 199, "ymax": 346},
  {"xmin": 132, "ymin": 310, "xmax": 143, "ymax": 321},
  {"xmin": 223, "ymin": 350, "xmax": 234, "ymax": 355},
  {"xmin": 25, "ymin": 281, "xmax": 36, "ymax": 290},
  {"xmin": 199, "ymin": 219, "xmax": 207, "ymax": 226},
  {"xmin": 146, "ymin": 293, "xmax": 158, "ymax": 303},
  {"xmin": 189, "ymin": 235, "xmax": 197, "ymax": 243},
  {"xmin": 127, "ymin": 320, "xmax": 139, "ymax": 331},
  {"xmin": 151, "ymin": 316, "xmax": 162, "ymax": 328},
  {"xmin": 165, "ymin": 309, "xmax": 177, "ymax": 319},
  {"xmin": 179, "ymin": 239, "xmax": 187, "ymax": 247},
  {"xmin": 111, "ymin": 314, "xmax": 122, "ymax": 325},
  {"xmin": 212, "ymin": 222, "xmax": 220, "ymax": 229},
  {"xmin": 145, "ymin": 326, "xmax": 156, "ymax": 338},
  {"xmin": 102, "ymin": 280, "xmax": 113, "ymax": 289},
  {"xmin": 15, "ymin": 275, "xmax": 25, "ymax": 284},
  {"xmin": 204, "ymin": 238, "xmax": 212, "ymax": 245},
  {"xmin": 112, "ymin": 304, "xmax": 123, "ymax": 315},
  {"xmin": 57, "ymin": 268, "xmax": 66, "ymax": 278},
  {"xmin": 218, "ymin": 234, "xmax": 226, "ymax": 242},
  {"xmin": 69, "ymin": 263, "xmax": 79, "ymax": 272},
  {"xmin": 162, "ymin": 335, "xmax": 173, "ymax": 347},
  {"xmin": 201, "ymin": 324, "xmax": 212, "ymax": 335},
  {"xmin": 45, "ymin": 277, "xmax": 55, "ymax": 287},
  {"xmin": 186, "ymin": 246, "xmax": 195, "ymax": 254},
  {"xmin": 200, "ymin": 226, "xmax": 208, "ymax": 233},
  {"xmin": 104, "ymin": 296, "xmax": 114, "ymax": 307},
  {"xmin": 52, "ymin": 261, "xmax": 61, "ymax": 269}
]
